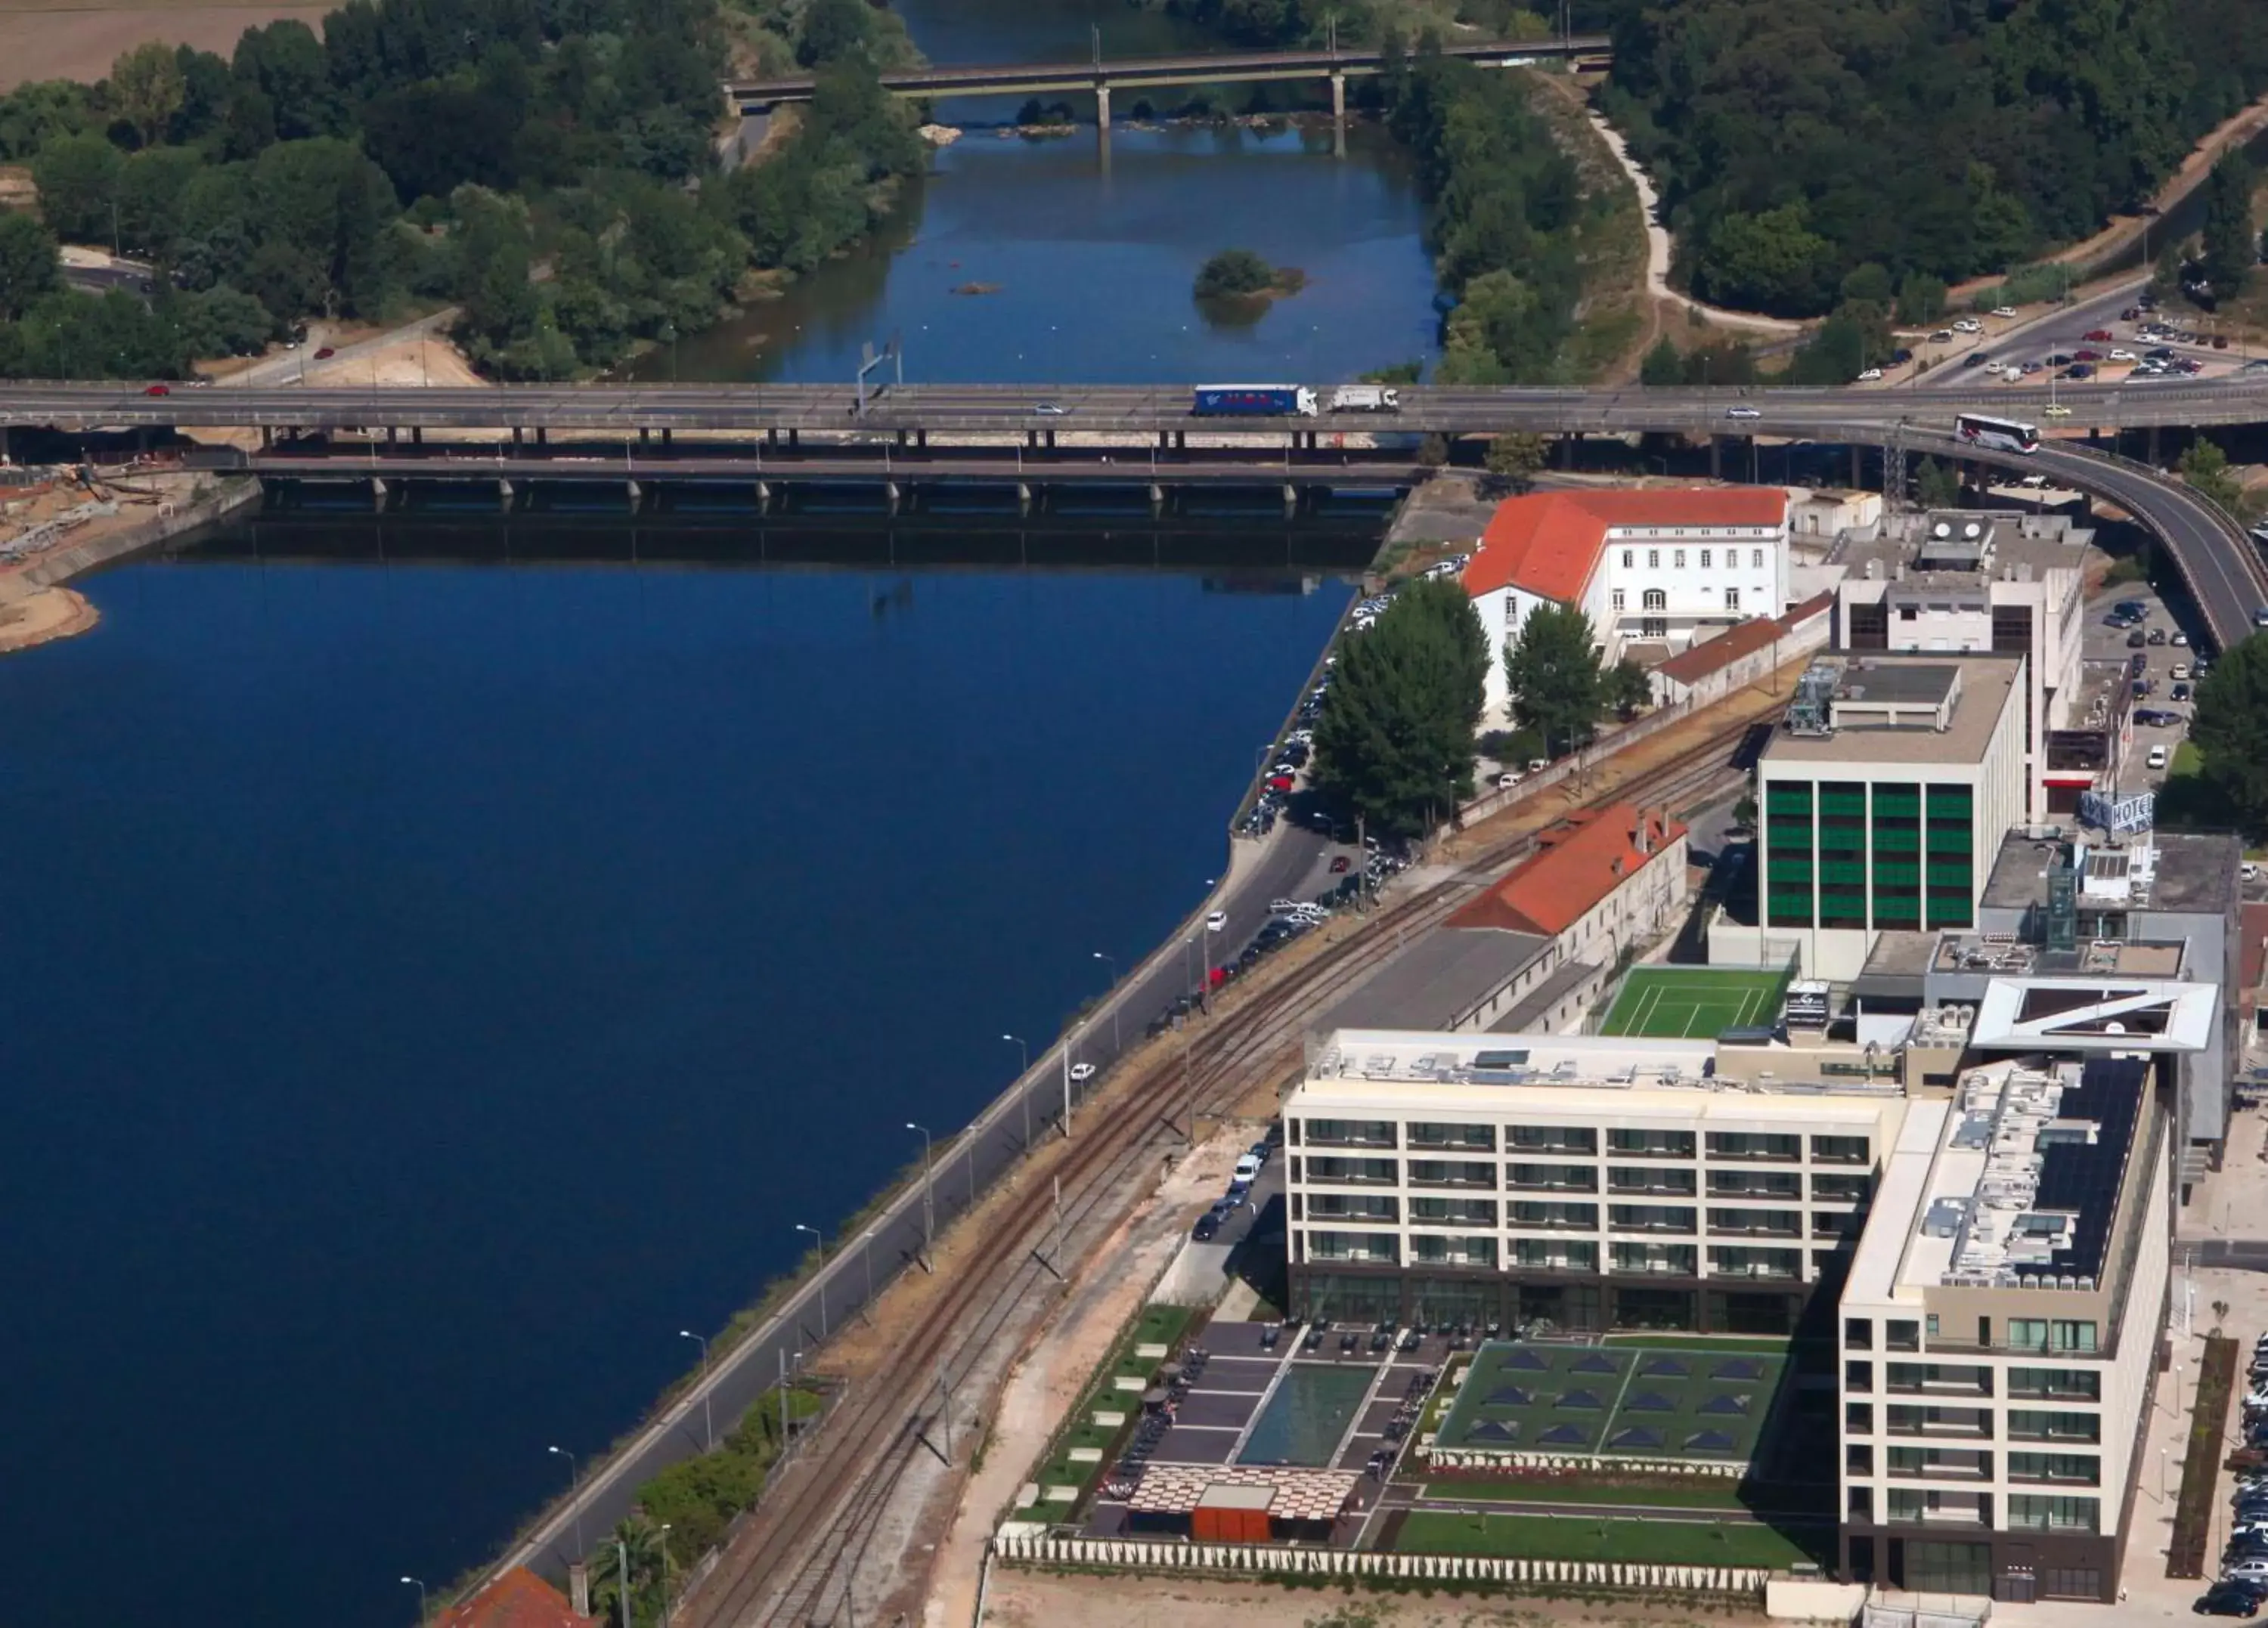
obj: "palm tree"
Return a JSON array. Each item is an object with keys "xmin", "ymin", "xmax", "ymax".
[{"xmin": 588, "ymin": 1514, "xmax": 667, "ymax": 1628}]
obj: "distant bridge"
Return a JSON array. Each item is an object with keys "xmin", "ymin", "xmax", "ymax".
[{"xmin": 723, "ymin": 36, "xmax": 1610, "ymax": 119}]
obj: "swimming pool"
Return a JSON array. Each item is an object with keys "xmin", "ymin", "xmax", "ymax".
[{"xmin": 1238, "ymin": 1363, "xmax": 1374, "ymax": 1467}]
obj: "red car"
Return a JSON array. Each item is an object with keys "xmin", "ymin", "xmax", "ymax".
[
  {"xmin": 2083, "ymin": 328, "xmax": 2114, "ymax": 342},
  {"xmin": 314, "ymin": 346, "xmax": 336, "ymax": 360},
  {"xmin": 1267, "ymin": 774, "xmax": 1294, "ymax": 792},
  {"xmin": 2072, "ymin": 348, "xmax": 2101, "ymax": 362},
  {"xmin": 1329, "ymin": 856, "xmax": 1352, "ymax": 874},
  {"xmin": 143, "ymin": 383, "xmax": 169, "ymax": 395}
]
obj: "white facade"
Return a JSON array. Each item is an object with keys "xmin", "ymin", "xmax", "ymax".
[{"xmin": 1836, "ymin": 1056, "xmax": 2170, "ymax": 1602}]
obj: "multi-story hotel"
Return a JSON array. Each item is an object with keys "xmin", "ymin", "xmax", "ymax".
[{"xmin": 1281, "ymin": 964, "xmax": 2211, "ymax": 1603}]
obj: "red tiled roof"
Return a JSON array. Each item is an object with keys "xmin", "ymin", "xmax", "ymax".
[
  {"xmin": 1461, "ymin": 489, "xmax": 1787, "ymax": 603},
  {"xmin": 438, "ymin": 1569, "xmax": 596, "ymax": 1628},
  {"xmin": 1651, "ymin": 592, "xmax": 1833, "ymax": 685},
  {"xmin": 1447, "ymin": 804, "xmax": 1686, "ymax": 936}
]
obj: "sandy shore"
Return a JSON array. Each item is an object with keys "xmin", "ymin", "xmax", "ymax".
[{"xmin": 0, "ymin": 582, "xmax": 98, "ymax": 656}]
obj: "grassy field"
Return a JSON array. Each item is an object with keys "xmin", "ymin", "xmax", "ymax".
[
  {"xmin": 1396, "ymin": 1509, "xmax": 1832, "ymax": 1568},
  {"xmin": 1600, "ymin": 965, "xmax": 1788, "ymax": 1038}
]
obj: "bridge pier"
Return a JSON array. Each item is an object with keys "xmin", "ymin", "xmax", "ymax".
[
  {"xmin": 498, "ymin": 478, "xmax": 514, "ymax": 511},
  {"xmin": 386, "ymin": 426, "xmax": 397, "ymax": 447},
  {"xmin": 1095, "ymin": 81, "xmax": 1111, "ymax": 132},
  {"xmin": 662, "ymin": 428, "xmax": 672, "ymax": 450},
  {"xmin": 1329, "ymin": 70, "xmax": 1346, "ymax": 157},
  {"xmin": 1282, "ymin": 483, "xmax": 1297, "ymax": 516},
  {"xmin": 370, "ymin": 477, "xmax": 387, "ymax": 511},
  {"xmin": 537, "ymin": 426, "xmax": 547, "ymax": 448},
  {"xmin": 885, "ymin": 480, "xmax": 901, "ymax": 516},
  {"xmin": 625, "ymin": 479, "xmax": 640, "ymax": 509},
  {"xmin": 1849, "ymin": 444, "xmax": 1861, "ymax": 488},
  {"xmin": 756, "ymin": 480, "xmax": 770, "ymax": 514},
  {"xmin": 2147, "ymin": 423, "xmax": 2161, "ymax": 467},
  {"xmin": 1709, "ymin": 436, "xmax": 1722, "ymax": 479},
  {"xmin": 1017, "ymin": 481, "xmax": 1031, "ymax": 517},
  {"xmin": 412, "ymin": 427, "xmax": 423, "ymax": 448},
  {"xmin": 1149, "ymin": 483, "xmax": 1164, "ymax": 517},
  {"xmin": 512, "ymin": 426, "xmax": 523, "ymax": 450}
]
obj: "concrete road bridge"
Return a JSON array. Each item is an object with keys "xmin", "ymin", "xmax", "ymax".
[
  {"xmin": 722, "ymin": 36, "xmax": 1609, "ymax": 121},
  {"xmin": 6, "ymin": 376, "xmax": 2266, "ymax": 648}
]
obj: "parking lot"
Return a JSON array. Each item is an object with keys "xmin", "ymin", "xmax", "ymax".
[{"xmin": 2084, "ymin": 578, "xmax": 2208, "ymax": 797}]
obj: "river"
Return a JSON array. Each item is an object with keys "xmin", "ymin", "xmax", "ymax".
[
  {"xmin": 636, "ymin": 0, "xmax": 1442, "ymax": 385},
  {"xmin": 0, "ymin": 3, "xmax": 1439, "ymax": 1620}
]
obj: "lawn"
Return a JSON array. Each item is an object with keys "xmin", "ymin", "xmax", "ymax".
[
  {"xmin": 1414, "ymin": 1475, "xmax": 1746, "ymax": 1509},
  {"xmin": 1397, "ymin": 1510, "xmax": 1831, "ymax": 1568},
  {"xmin": 1032, "ymin": 1302, "xmax": 1197, "ymax": 1506},
  {"xmin": 1600, "ymin": 965, "xmax": 1788, "ymax": 1038}
]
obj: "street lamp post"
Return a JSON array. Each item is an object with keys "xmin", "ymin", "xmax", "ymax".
[
  {"xmin": 1092, "ymin": 951, "xmax": 1119, "ymax": 1051},
  {"xmin": 547, "ymin": 1444, "xmax": 583, "ymax": 1561},
  {"xmin": 400, "ymin": 1577, "xmax": 427, "ymax": 1625},
  {"xmin": 795, "ymin": 1223, "xmax": 829, "ymax": 1336},
  {"xmin": 679, "ymin": 1329, "xmax": 714, "ymax": 1451},
  {"xmin": 908, "ymin": 1121, "xmax": 934, "ymax": 1267},
  {"xmin": 1002, "ymin": 1032, "xmax": 1030, "ymax": 1150}
]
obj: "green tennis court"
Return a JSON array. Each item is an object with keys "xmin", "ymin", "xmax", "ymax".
[{"xmin": 1601, "ymin": 966, "xmax": 1788, "ymax": 1039}]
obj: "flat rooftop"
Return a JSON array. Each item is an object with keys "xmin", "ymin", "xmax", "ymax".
[
  {"xmin": 1979, "ymin": 829, "xmax": 2239, "ymax": 915},
  {"xmin": 1834, "ymin": 510, "xmax": 2093, "ymax": 586},
  {"xmin": 1765, "ymin": 656, "xmax": 2019, "ymax": 767},
  {"xmin": 1898, "ymin": 1057, "xmax": 2146, "ymax": 1292},
  {"xmin": 1932, "ymin": 933, "xmax": 2186, "ymax": 979}
]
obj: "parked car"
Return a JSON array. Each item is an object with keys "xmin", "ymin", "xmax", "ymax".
[
  {"xmin": 2202, "ymin": 1580, "xmax": 2268, "ymax": 1616},
  {"xmin": 1191, "ymin": 1212, "xmax": 1220, "ymax": 1241},
  {"xmin": 2174, "ymin": 663, "xmax": 2192, "ymax": 680},
  {"xmin": 1235, "ymin": 1153, "xmax": 1263, "ymax": 1181},
  {"xmin": 2084, "ymin": 328, "xmax": 2115, "ymax": 342},
  {"xmin": 2127, "ymin": 629, "xmax": 2149, "ymax": 647},
  {"xmin": 1856, "ymin": 367, "xmax": 1882, "ymax": 381},
  {"xmin": 2174, "ymin": 683, "xmax": 2193, "ymax": 701},
  {"xmin": 1929, "ymin": 329, "xmax": 1956, "ymax": 342},
  {"xmin": 313, "ymin": 346, "xmax": 336, "ymax": 360},
  {"xmin": 1329, "ymin": 856, "xmax": 1352, "ymax": 874},
  {"xmin": 1992, "ymin": 305, "xmax": 2018, "ymax": 318},
  {"xmin": 2149, "ymin": 627, "xmax": 2169, "ymax": 645},
  {"xmin": 2149, "ymin": 745, "xmax": 2170, "ymax": 770}
]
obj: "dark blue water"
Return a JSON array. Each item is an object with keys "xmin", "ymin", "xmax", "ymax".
[{"xmin": 0, "ymin": 556, "xmax": 1350, "ymax": 1628}]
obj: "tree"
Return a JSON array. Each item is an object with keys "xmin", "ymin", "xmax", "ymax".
[
  {"xmin": 110, "ymin": 42, "xmax": 185, "ymax": 148},
  {"xmin": 1310, "ymin": 576, "xmax": 1488, "ymax": 837},
  {"xmin": 1915, "ymin": 457, "xmax": 1961, "ymax": 509},
  {"xmin": 0, "ymin": 209, "xmax": 60, "ymax": 319},
  {"xmin": 1695, "ymin": 203, "xmax": 1835, "ymax": 315},
  {"xmin": 2191, "ymin": 633, "xmax": 2268, "ymax": 837},
  {"xmin": 1484, "ymin": 432, "xmax": 1548, "ymax": 494},
  {"xmin": 2180, "ymin": 435, "xmax": 2248, "ymax": 518},
  {"xmin": 2201, "ymin": 153, "xmax": 2257, "ymax": 302},
  {"xmin": 588, "ymin": 1514, "xmax": 668, "ymax": 1626},
  {"xmin": 32, "ymin": 131, "xmax": 123, "ymax": 246},
  {"xmin": 1501, "ymin": 601, "xmax": 1605, "ymax": 759},
  {"xmin": 1193, "ymin": 249, "xmax": 1275, "ymax": 299},
  {"xmin": 1895, "ymin": 272, "xmax": 1947, "ymax": 325},
  {"xmin": 1639, "ymin": 336, "xmax": 1682, "ymax": 386},
  {"xmin": 797, "ymin": 0, "xmax": 875, "ymax": 67},
  {"xmin": 1603, "ymin": 658, "xmax": 1652, "ymax": 720}
]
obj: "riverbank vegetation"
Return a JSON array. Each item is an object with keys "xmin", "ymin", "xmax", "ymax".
[
  {"xmin": 0, "ymin": 0, "xmax": 923, "ymax": 380},
  {"xmin": 1312, "ymin": 577, "xmax": 1487, "ymax": 836},
  {"xmin": 1600, "ymin": 0, "xmax": 2268, "ymax": 315}
]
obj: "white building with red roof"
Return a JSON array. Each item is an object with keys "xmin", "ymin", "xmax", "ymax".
[{"xmin": 1461, "ymin": 488, "xmax": 1791, "ymax": 721}]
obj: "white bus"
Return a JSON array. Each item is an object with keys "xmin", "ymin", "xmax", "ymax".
[{"xmin": 1954, "ymin": 413, "xmax": 2040, "ymax": 455}]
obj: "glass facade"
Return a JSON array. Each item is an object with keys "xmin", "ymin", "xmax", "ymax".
[{"xmin": 1765, "ymin": 775, "xmax": 1974, "ymax": 931}]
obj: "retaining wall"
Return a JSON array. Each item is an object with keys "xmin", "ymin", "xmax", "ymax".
[{"xmin": 990, "ymin": 1529, "xmax": 1769, "ymax": 1595}]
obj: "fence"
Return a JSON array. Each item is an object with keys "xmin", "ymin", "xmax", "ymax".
[{"xmin": 990, "ymin": 1529, "xmax": 1770, "ymax": 1596}]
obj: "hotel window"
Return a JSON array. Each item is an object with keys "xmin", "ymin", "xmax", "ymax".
[
  {"xmin": 1700, "ymin": 549, "xmax": 1712, "ymax": 568},
  {"xmin": 2009, "ymin": 1452, "xmax": 2099, "ymax": 1485},
  {"xmin": 1724, "ymin": 588, "xmax": 1741, "ymax": 611},
  {"xmin": 1647, "ymin": 549, "xmax": 1659, "ymax": 568},
  {"xmin": 1674, "ymin": 549, "xmax": 1686, "ymax": 568},
  {"xmin": 1622, "ymin": 549, "xmax": 1633, "ymax": 567},
  {"xmin": 1611, "ymin": 590, "xmax": 1625, "ymax": 611},
  {"xmin": 1751, "ymin": 548, "xmax": 1765, "ymax": 568},
  {"xmin": 1642, "ymin": 589, "xmax": 1666, "ymax": 611}
]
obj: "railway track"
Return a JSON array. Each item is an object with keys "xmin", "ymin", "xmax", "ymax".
[{"xmin": 675, "ymin": 709, "xmax": 1765, "ymax": 1628}]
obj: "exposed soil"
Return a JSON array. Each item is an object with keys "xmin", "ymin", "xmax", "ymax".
[
  {"xmin": 984, "ymin": 1569, "xmax": 1772, "ymax": 1628},
  {"xmin": 0, "ymin": 1, "xmax": 328, "ymax": 90}
]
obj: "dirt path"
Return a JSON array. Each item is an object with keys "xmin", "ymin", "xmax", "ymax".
[
  {"xmin": 0, "ymin": 0, "xmax": 327, "ymax": 90},
  {"xmin": 1578, "ymin": 110, "xmax": 1803, "ymax": 341},
  {"xmin": 1948, "ymin": 85, "xmax": 2268, "ymax": 299}
]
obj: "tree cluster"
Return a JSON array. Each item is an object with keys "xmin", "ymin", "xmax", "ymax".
[
  {"xmin": 1601, "ymin": 0, "xmax": 2268, "ymax": 315},
  {"xmin": 1194, "ymin": 248, "xmax": 1278, "ymax": 299},
  {"xmin": 0, "ymin": 0, "xmax": 925, "ymax": 379},
  {"xmin": 1310, "ymin": 575, "xmax": 1489, "ymax": 837},
  {"xmin": 2189, "ymin": 635, "xmax": 2268, "ymax": 838}
]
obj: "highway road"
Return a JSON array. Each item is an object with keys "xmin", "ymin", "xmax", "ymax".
[
  {"xmin": 9, "ymin": 375, "xmax": 2268, "ymax": 432},
  {"xmin": 495, "ymin": 810, "xmax": 1344, "ymax": 1581}
]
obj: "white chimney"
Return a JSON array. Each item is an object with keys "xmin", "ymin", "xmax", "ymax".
[{"xmin": 569, "ymin": 1563, "xmax": 590, "ymax": 1619}]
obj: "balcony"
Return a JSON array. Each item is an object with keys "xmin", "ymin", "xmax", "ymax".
[
  {"xmin": 1886, "ymin": 1408, "xmax": 1991, "ymax": 1440},
  {"xmin": 1304, "ymin": 1161, "xmax": 1399, "ymax": 1187},
  {"xmin": 1888, "ymin": 1455, "xmax": 1991, "ymax": 1482},
  {"xmin": 1406, "ymin": 1164, "xmax": 1496, "ymax": 1190},
  {"xmin": 1886, "ymin": 1366, "xmax": 1991, "ymax": 1398}
]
